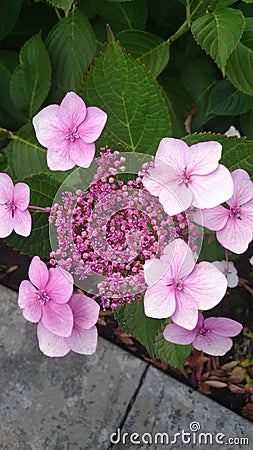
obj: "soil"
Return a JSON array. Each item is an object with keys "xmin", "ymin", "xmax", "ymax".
[{"xmin": 0, "ymin": 239, "xmax": 252, "ymax": 422}]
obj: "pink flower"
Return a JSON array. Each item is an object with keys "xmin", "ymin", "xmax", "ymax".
[
  {"xmin": 37, "ymin": 294, "xmax": 100, "ymax": 357},
  {"xmin": 143, "ymin": 138, "xmax": 233, "ymax": 215},
  {"xmin": 18, "ymin": 256, "xmax": 74, "ymax": 337},
  {"xmin": 212, "ymin": 260, "xmax": 238, "ymax": 288},
  {"xmin": 195, "ymin": 169, "xmax": 253, "ymax": 254},
  {"xmin": 163, "ymin": 312, "xmax": 242, "ymax": 356},
  {"xmin": 0, "ymin": 173, "xmax": 31, "ymax": 238},
  {"xmin": 144, "ymin": 238, "xmax": 227, "ymax": 330},
  {"xmin": 32, "ymin": 92, "xmax": 107, "ymax": 171}
]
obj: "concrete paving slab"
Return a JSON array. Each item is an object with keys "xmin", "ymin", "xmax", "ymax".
[
  {"xmin": 119, "ymin": 365, "xmax": 253, "ymax": 450},
  {"xmin": 0, "ymin": 285, "xmax": 147, "ymax": 450}
]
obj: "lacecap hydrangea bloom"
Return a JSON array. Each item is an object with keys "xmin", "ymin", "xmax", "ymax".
[{"xmin": 33, "ymin": 92, "xmax": 107, "ymax": 171}]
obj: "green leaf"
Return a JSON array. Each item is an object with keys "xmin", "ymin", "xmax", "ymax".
[
  {"xmin": 92, "ymin": 0, "xmax": 148, "ymax": 33},
  {"xmin": 0, "ymin": 0, "xmax": 22, "ymax": 41},
  {"xmin": 181, "ymin": 57, "xmax": 219, "ymax": 130},
  {"xmin": 240, "ymin": 17, "xmax": 253, "ymax": 49},
  {"xmin": 6, "ymin": 174, "xmax": 60, "ymax": 258},
  {"xmin": 198, "ymin": 235, "xmax": 238, "ymax": 261},
  {"xmin": 213, "ymin": 0, "xmax": 238, "ymax": 9},
  {"xmin": 82, "ymin": 37, "xmax": 171, "ymax": 154},
  {"xmin": 159, "ymin": 76, "xmax": 193, "ymax": 137},
  {"xmin": 154, "ymin": 328, "xmax": 192, "ymax": 373},
  {"xmin": 114, "ymin": 297, "xmax": 163, "ymax": 357},
  {"xmin": 4, "ymin": 122, "xmax": 69, "ymax": 182},
  {"xmin": 240, "ymin": 109, "xmax": 253, "ymax": 139},
  {"xmin": 226, "ymin": 42, "xmax": 253, "ymax": 95},
  {"xmin": 46, "ymin": 9, "xmax": 96, "ymax": 101},
  {"xmin": 183, "ymin": 132, "xmax": 253, "ymax": 178},
  {"xmin": 243, "ymin": 0, "xmax": 253, "ymax": 3},
  {"xmin": 208, "ymin": 79, "xmax": 253, "ymax": 116},
  {"xmin": 0, "ymin": 50, "xmax": 27, "ymax": 129},
  {"xmin": 117, "ymin": 30, "xmax": 170, "ymax": 77},
  {"xmin": 191, "ymin": 8, "xmax": 245, "ymax": 75},
  {"xmin": 46, "ymin": 0, "xmax": 73, "ymax": 16},
  {"xmin": 9, "ymin": 34, "xmax": 51, "ymax": 118}
]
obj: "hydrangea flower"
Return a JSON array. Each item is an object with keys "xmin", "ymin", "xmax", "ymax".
[
  {"xmin": 32, "ymin": 92, "xmax": 107, "ymax": 171},
  {"xmin": 213, "ymin": 261, "xmax": 238, "ymax": 288},
  {"xmin": 144, "ymin": 238, "xmax": 227, "ymax": 330},
  {"xmin": 195, "ymin": 169, "xmax": 253, "ymax": 254},
  {"xmin": 18, "ymin": 256, "xmax": 74, "ymax": 337},
  {"xmin": 0, "ymin": 173, "xmax": 31, "ymax": 238},
  {"xmin": 163, "ymin": 312, "xmax": 242, "ymax": 356},
  {"xmin": 143, "ymin": 138, "xmax": 233, "ymax": 215},
  {"xmin": 224, "ymin": 125, "xmax": 241, "ymax": 138},
  {"xmin": 37, "ymin": 294, "xmax": 100, "ymax": 357}
]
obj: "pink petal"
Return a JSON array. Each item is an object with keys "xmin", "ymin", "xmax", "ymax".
[
  {"xmin": 66, "ymin": 325, "xmax": 98, "ymax": 354},
  {"xmin": 193, "ymin": 333, "xmax": 233, "ymax": 356},
  {"xmin": 159, "ymin": 182, "xmax": 193, "ymax": 215},
  {"xmin": 217, "ymin": 216, "xmax": 252, "ymax": 254},
  {"xmin": 144, "ymin": 258, "xmax": 170, "ymax": 287},
  {"xmin": 69, "ymin": 294, "xmax": 100, "ymax": 329},
  {"xmin": 13, "ymin": 182, "xmax": 30, "ymax": 210},
  {"xmin": 187, "ymin": 141, "xmax": 222, "ymax": 175},
  {"xmin": 46, "ymin": 267, "xmax": 73, "ymax": 304},
  {"xmin": 227, "ymin": 169, "xmax": 253, "ymax": 208},
  {"xmin": 0, "ymin": 205, "xmax": 13, "ymax": 238},
  {"xmin": 59, "ymin": 92, "xmax": 86, "ymax": 128},
  {"xmin": 162, "ymin": 239, "xmax": 196, "ymax": 279},
  {"xmin": 32, "ymin": 104, "xmax": 64, "ymax": 148},
  {"xmin": 142, "ymin": 159, "xmax": 173, "ymax": 197},
  {"xmin": 18, "ymin": 280, "xmax": 42, "ymax": 323},
  {"xmin": 191, "ymin": 165, "xmax": 234, "ymax": 209},
  {"xmin": 204, "ymin": 317, "xmax": 242, "ymax": 337},
  {"xmin": 163, "ymin": 323, "xmax": 196, "ymax": 345},
  {"xmin": 78, "ymin": 106, "xmax": 107, "ymax": 143},
  {"xmin": 0, "ymin": 173, "xmax": 14, "ymax": 204},
  {"xmin": 144, "ymin": 281, "xmax": 176, "ymax": 319},
  {"xmin": 69, "ymin": 139, "xmax": 95, "ymax": 168},
  {"xmin": 184, "ymin": 261, "xmax": 227, "ymax": 310},
  {"xmin": 47, "ymin": 142, "xmax": 75, "ymax": 171},
  {"xmin": 28, "ymin": 256, "xmax": 49, "ymax": 290},
  {"xmin": 13, "ymin": 209, "xmax": 32, "ymax": 237},
  {"xmin": 194, "ymin": 205, "xmax": 229, "ymax": 231},
  {"xmin": 155, "ymin": 138, "xmax": 188, "ymax": 172},
  {"xmin": 171, "ymin": 289, "xmax": 199, "ymax": 330},
  {"xmin": 37, "ymin": 322, "xmax": 70, "ymax": 357},
  {"xmin": 41, "ymin": 301, "xmax": 73, "ymax": 337}
]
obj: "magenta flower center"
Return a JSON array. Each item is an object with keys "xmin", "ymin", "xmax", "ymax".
[
  {"xmin": 36, "ymin": 289, "xmax": 50, "ymax": 305},
  {"xmin": 178, "ymin": 168, "xmax": 190, "ymax": 185},
  {"xmin": 65, "ymin": 127, "xmax": 80, "ymax": 142},
  {"xmin": 5, "ymin": 201, "xmax": 16, "ymax": 211},
  {"xmin": 168, "ymin": 279, "xmax": 184, "ymax": 290},
  {"xmin": 198, "ymin": 328, "xmax": 210, "ymax": 337},
  {"xmin": 229, "ymin": 206, "xmax": 242, "ymax": 219}
]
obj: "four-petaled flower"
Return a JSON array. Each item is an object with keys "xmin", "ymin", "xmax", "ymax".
[
  {"xmin": 0, "ymin": 173, "xmax": 31, "ymax": 238},
  {"xmin": 195, "ymin": 169, "xmax": 253, "ymax": 254},
  {"xmin": 143, "ymin": 138, "xmax": 233, "ymax": 215},
  {"xmin": 144, "ymin": 239, "xmax": 227, "ymax": 330},
  {"xmin": 18, "ymin": 256, "xmax": 74, "ymax": 337},
  {"xmin": 37, "ymin": 294, "xmax": 100, "ymax": 357},
  {"xmin": 213, "ymin": 260, "xmax": 238, "ymax": 288},
  {"xmin": 32, "ymin": 91, "xmax": 107, "ymax": 171},
  {"xmin": 163, "ymin": 312, "xmax": 242, "ymax": 356}
]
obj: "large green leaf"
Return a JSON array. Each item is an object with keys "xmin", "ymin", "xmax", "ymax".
[
  {"xmin": 46, "ymin": 9, "xmax": 96, "ymax": 102},
  {"xmin": 181, "ymin": 57, "xmax": 218, "ymax": 130},
  {"xmin": 226, "ymin": 42, "xmax": 253, "ymax": 95},
  {"xmin": 241, "ymin": 17, "xmax": 253, "ymax": 49},
  {"xmin": 114, "ymin": 297, "xmax": 163, "ymax": 357},
  {"xmin": 240, "ymin": 109, "xmax": 253, "ymax": 139},
  {"xmin": 117, "ymin": 30, "xmax": 170, "ymax": 78},
  {"xmin": 46, "ymin": 0, "xmax": 74, "ymax": 15},
  {"xmin": 208, "ymin": 79, "xmax": 253, "ymax": 116},
  {"xmin": 6, "ymin": 174, "xmax": 60, "ymax": 258},
  {"xmin": 9, "ymin": 34, "xmax": 51, "ymax": 118},
  {"xmin": 0, "ymin": 0, "xmax": 22, "ymax": 41},
  {"xmin": 154, "ymin": 328, "xmax": 192, "ymax": 373},
  {"xmin": 183, "ymin": 132, "xmax": 253, "ymax": 178},
  {"xmin": 213, "ymin": 0, "xmax": 238, "ymax": 9},
  {"xmin": 82, "ymin": 37, "xmax": 171, "ymax": 154},
  {"xmin": 92, "ymin": 0, "xmax": 148, "ymax": 33},
  {"xmin": 191, "ymin": 8, "xmax": 245, "ymax": 75}
]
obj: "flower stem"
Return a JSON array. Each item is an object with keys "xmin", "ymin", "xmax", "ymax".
[
  {"xmin": 28, "ymin": 206, "xmax": 51, "ymax": 213},
  {"xmin": 167, "ymin": 19, "xmax": 191, "ymax": 44}
]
